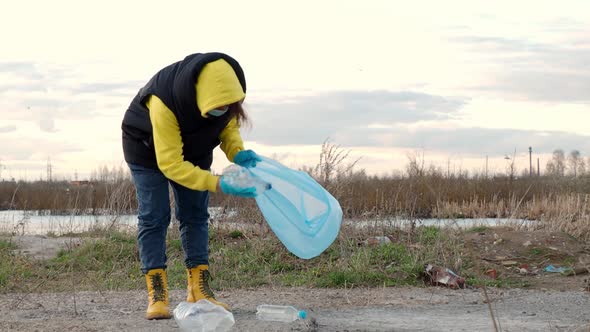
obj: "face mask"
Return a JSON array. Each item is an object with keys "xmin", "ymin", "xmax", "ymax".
[{"xmin": 208, "ymin": 106, "xmax": 229, "ymax": 117}]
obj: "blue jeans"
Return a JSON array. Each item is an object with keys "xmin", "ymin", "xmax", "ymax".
[{"xmin": 128, "ymin": 163, "xmax": 210, "ymax": 274}]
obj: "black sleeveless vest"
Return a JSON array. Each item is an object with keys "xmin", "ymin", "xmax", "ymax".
[{"xmin": 121, "ymin": 53, "xmax": 246, "ymax": 170}]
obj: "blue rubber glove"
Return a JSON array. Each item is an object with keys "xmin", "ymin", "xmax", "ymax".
[
  {"xmin": 234, "ymin": 150, "xmax": 262, "ymax": 168},
  {"xmin": 219, "ymin": 176, "xmax": 257, "ymax": 198}
]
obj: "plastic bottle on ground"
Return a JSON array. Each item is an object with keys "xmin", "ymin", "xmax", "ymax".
[
  {"xmin": 173, "ymin": 300, "xmax": 234, "ymax": 332},
  {"xmin": 256, "ymin": 304, "xmax": 307, "ymax": 322}
]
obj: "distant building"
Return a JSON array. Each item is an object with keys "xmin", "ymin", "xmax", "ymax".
[{"xmin": 70, "ymin": 180, "xmax": 91, "ymax": 186}]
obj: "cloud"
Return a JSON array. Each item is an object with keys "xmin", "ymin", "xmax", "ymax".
[
  {"xmin": 379, "ymin": 127, "xmax": 590, "ymax": 156},
  {"xmin": 450, "ymin": 35, "xmax": 550, "ymax": 54},
  {"xmin": 72, "ymin": 81, "xmax": 142, "ymax": 97},
  {"xmin": 0, "ymin": 82, "xmax": 47, "ymax": 93},
  {"xmin": 0, "ymin": 125, "xmax": 17, "ymax": 133},
  {"xmin": 244, "ymin": 91, "xmax": 590, "ymax": 156},
  {"xmin": 0, "ymin": 61, "xmax": 136, "ymax": 131},
  {"xmin": 38, "ymin": 114, "xmax": 57, "ymax": 133},
  {"xmin": 1, "ymin": 136, "xmax": 82, "ymax": 161},
  {"xmin": 490, "ymin": 70, "xmax": 590, "ymax": 102},
  {"xmin": 245, "ymin": 90, "xmax": 466, "ymax": 145},
  {"xmin": 0, "ymin": 62, "xmax": 43, "ymax": 79},
  {"xmin": 449, "ymin": 26, "xmax": 590, "ymax": 102},
  {"xmin": 6, "ymin": 99, "xmax": 101, "ymax": 132}
]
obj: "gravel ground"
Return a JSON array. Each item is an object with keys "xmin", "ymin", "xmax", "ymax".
[{"xmin": 1, "ymin": 286, "xmax": 589, "ymax": 331}]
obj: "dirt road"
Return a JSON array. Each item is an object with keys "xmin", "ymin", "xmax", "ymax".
[
  {"xmin": 1, "ymin": 286, "xmax": 589, "ymax": 331},
  {"xmin": 2, "ymin": 230, "xmax": 589, "ymax": 331}
]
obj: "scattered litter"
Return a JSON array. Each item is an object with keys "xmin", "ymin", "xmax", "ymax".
[
  {"xmin": 256, "ymin": 304, "xmax": 307, "ymax": 322},
  {"xmin": 493, "ymin": 238, "xmax": 504, "ymax": 245},
  {"xmin": 501, "ymin": 260, "xmax": 518, "ymax": 267},
  {"xmin": 543, "ymin": 265, "xmax": 571, "ymax": 274},
  {"xmin": 424, "ymin": 264, "xmax": 465, "ymax": 289},
  {"xmin": 385, "ymin": 262, "xmax": 397, "ymax": 269},
  {"xmin": 485, "ymin": 269, "xmax": 498, "ymax": 279},
  {"xmin": 364, "ymin": 236, "xmax": 392, "ymax": 246},
  {"xmin": 173, "ymin": 300, "xmax": 234, "ymax": 332},
  {"xmin": 523, "ymin": 240, "xmax": 532, "ymax": 247},
  {"xmin": 517, "ymin": 264, "xmax": 534, "ymax": 275}
]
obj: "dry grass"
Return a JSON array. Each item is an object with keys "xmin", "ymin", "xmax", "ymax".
[
  {"xmin": 1, "ymin": 142, "xmax": 589, "ymax": 241},
  {"xmin": 0, "ymin": 179, "xmax": 137, "ymax": 215},
  {"xmin": 528, "ymin": 194, "xmax": 590, "ymax": 240}
]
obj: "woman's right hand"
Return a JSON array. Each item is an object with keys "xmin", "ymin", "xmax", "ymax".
[{"xmin": 218, "ymin": 176, "xmax": 257, "ymax": 197}]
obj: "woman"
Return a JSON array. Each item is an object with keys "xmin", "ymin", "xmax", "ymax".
[{"xmin": 121, "ymin": 52, "xmax": 261, "ymax": 319}]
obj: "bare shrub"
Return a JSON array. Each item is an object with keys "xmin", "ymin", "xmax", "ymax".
[{"xmin": 2, "ymin": 145, "xmax": 590, "ymax": 240}]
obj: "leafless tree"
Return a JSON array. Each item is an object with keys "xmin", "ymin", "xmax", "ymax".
[
  {"xmin": 504, "ymin": 149, "xmax": 517, "ymax": 182},
  {"xmin": 567, "ymin": 150, "xmax": 585, "ymax": 177},
  {"xmin": 314, "ymin": 138, "xmax": 360, "ymax": 186},
  {"xmin": 406, "ymin": 150, "xmax": 426, "ymax": 178},
  {"xmin": 0, "ymin": 159, "xmax": 5, "ymax": 181},
  {"xmin": 546, "ymin": 149, "xmax": 566, "ymax": 177}
]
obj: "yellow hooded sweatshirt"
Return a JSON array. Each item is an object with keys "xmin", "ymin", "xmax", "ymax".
[{"xmin": 146, "ymin": 59, "xmax": 246, "ymax": 192}]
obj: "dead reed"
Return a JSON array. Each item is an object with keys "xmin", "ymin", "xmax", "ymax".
[{"xmin": 1, "ymin": 142, "xmax": 589, "ymax": 240}]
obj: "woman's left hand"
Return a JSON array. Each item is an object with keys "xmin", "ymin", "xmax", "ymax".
[{"xmin": 234, "ymin": 149, "xmax": 261, "ymax": 168}]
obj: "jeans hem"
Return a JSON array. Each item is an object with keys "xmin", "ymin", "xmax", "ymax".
[{"xmin": 141, "ymin": 265, "xmax": 167, "ymax": 274}]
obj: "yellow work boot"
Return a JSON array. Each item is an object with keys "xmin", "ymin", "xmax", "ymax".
[
  {"xmin": 145, "ymin": 268, "xmax": 172, "ymax": 320},
  {"xmin": 187, "ymin": 265, "xmax": 230, "ymax": 311}
]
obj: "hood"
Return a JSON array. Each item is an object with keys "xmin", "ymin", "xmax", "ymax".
[{"xmin": 196, "ymin": 59, "xmax": 246, "ymax": 117}]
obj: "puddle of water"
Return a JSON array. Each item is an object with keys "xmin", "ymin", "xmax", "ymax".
[
  {"xmin": 0, "ymin": 210, "xmax": 136, "ymax": 235},
  {"xmin": 345, "ymin": 218, "xmax": 533, "ymax": 229},
  {"xmin": 0, "ymin": 208, "xmax": 236, "ymax": 235},
  {"xmin": 0, "ymin": 210, "xmax": 533, "ymax": 235}
]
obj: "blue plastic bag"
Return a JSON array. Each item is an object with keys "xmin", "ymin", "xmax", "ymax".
[
  {"xmin": 543, "ymin": 264, "xmax": 571, "ymax": 274},
  {"xmin": 248, "ymin": 156, "xmax": 342, "ymax": 259}
]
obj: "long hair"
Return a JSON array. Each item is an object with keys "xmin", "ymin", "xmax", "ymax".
[{"xmin": 229, "ymin": 101, "xmax": 249, "ymax": 126}]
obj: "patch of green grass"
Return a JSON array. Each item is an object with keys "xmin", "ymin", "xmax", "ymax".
[
  {"xmin": 298, "ymin": 242, "xmax": 423, "ymax": 288},
  {"xmin": 208, "ymin": 228, "xmax": 218, "ymax": 241},
  {"xmin": 46, "ymin": 231, "xmax": 142, "ymax": 290},
  {"xmin": 168, "ymin": 238, "xmax": 183, "ymax": 252},
  {"xmin": 416, "ymin": 226, "xmax": 441, "ymax": 245},
  {"xmin": 529, "ymin": 247, "xmax": 547, "ymax": 256},
  {"xmin": 563, "ymin": 256, "xmax": 577, "ymax": 266},
  {"xmin": 0, "ymin": 226, "xmax": 487, "ymax": 292},
  {"xmin": 166, "ymin": 256, "xmax": 187, "ymax": 288},
  {"xmin": 0, "ymin": 239, "xmax": 17, "ymax": 251},
  {"xmin": 316, "ymin": 271, "xmax": 360, "ymax": 287},
  {"xmin": 0, "ymin": 239, "xmax": 40, "ymax": 290},
  {"xmin": 209, "ymin": 237, "xmax": 288, "ymax": 288},
  {"xmin": 467, "ymin": 226, "xmax": 490, "ymax": 233},
  {"xmin": 228, "ymin": 230, "xmax": 244, "ymax": 239},
  {"xmin": 209, "ymin": 231, "xmax": 427, "ymax": 289}
]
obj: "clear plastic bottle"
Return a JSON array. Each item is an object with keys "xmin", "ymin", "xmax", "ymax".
[
  {"xmin": 222, "ymin": 165, "xmax": 271, "ymax": 195},
  {"xmin": 174, "ymin": 300, "xmax": 234, "ymax": 332},
  {"xmin": 256, "ymin": 304, "xmax": 307, "ymax": 322}
]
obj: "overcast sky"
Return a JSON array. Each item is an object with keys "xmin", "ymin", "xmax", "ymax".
[{"xmin": 1, "ymin": 0, "xmax": 589, "ymax": 180}]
